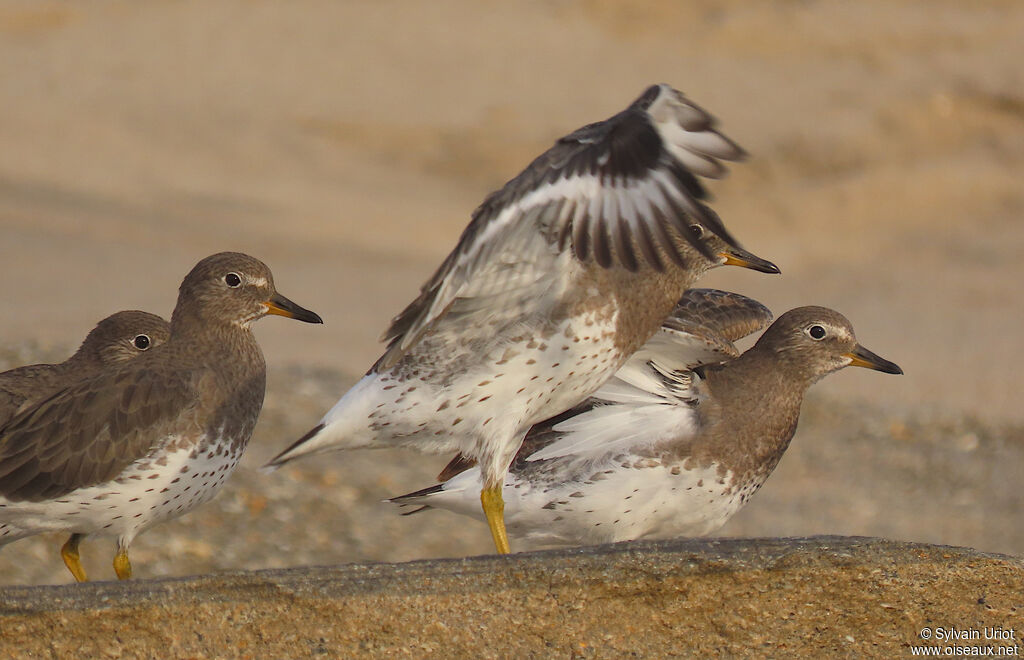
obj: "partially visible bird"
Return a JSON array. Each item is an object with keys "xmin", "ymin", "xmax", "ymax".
[
  {"xmin": 0, "ymin": 310, "xmax": 170, "ymax": 428},
  {"xmin": 0, "ymin": 252, "xmax": 322, "ymax": 582},
  {"xmin": 265, "ymin": 84, "xmax": 777, "ymax": 554},
  {"xmin": 389, "ymin": 299, "xmax": 902, "ymax": 549}
]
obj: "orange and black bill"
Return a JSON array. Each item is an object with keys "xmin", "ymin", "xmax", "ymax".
[
  {"xmin": 844, "ymin": 344, "xmax": 903, "ymax": 374},
  {"xmin": 719, "ymin": 245, "xmax": 781, "ymax": 274},
  {"xmin": 265, "ymin": 293, "xmax": 323, "ymax": 324}
]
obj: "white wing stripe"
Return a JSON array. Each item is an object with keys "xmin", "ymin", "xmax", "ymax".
[{"xmin": 615, "ymin": 186, "xmax": 639, "ymax": 230}]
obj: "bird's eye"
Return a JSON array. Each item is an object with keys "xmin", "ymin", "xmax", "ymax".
[
  {"xmin": 806, "ymin": 325, "xmax": 827, "ymax": 340},
  {"xmin": 133, "ymin": 334, "xmax": 151, "ymax": 350},
  {"xmin": 224, "ymin": 273, "xmax": 242, "ymax": 288},
  {"xmin": 689, "ymin": 224, "xmax": 706, "ymax": 239}
]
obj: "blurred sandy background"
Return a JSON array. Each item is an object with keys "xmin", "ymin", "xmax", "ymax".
[{"xmin": 1, "ymin": 0, "xmax": 1022, "ymax": 585}]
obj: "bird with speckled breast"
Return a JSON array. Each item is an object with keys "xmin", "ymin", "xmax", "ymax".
[
  {"xmin": 265, "ymin": 84, "xmax": 778, "ymax": 554},
  {"xmin": 390, "ymin": 295, "xmax": 902, "ymax": 548},
  {"xmin": 0, "ymin": 310, "xmax": 170, "ymax": 428},
  {"xmin": 0, "ymin": 252, "xmax": 322, "ymax": 582}
]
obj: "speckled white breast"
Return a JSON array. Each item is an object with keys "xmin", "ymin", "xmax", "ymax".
[
  {"xmin": 419, "ymin": 459, "xmax": 767, "ymax": 548},
  {"xmin": 318, "ymin": 308, "xmax": 626, "ymax": 471},
  {"xmin": 0, "ymin": 435, "xmax": 242, "ymax": 546}
]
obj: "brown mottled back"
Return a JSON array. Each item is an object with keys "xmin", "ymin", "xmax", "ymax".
[{"xmin": 0, "ymin": 311, "xmax": 169, "ymax": 428}]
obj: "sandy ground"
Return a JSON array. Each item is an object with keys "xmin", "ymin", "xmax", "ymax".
[{"xmin": 0, "ymin": 1, "xmax": 1022, "ymax": 585}]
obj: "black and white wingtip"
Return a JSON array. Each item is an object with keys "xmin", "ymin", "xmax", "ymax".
[
  {"xmin": 638, "ymin": 83, "xmax": 747, "ymax": 173},
  {"xmin": 491, "ymin": 83, "xmax": 751, "ymax": 273}
]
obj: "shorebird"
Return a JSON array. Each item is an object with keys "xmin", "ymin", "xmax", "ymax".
[
  {"xmin": 266, "ymin": 84, "xmax": 777, "ymax": 554},
  {"xmin": 0, "ymin": 310, "xmax": 170, "ymax": 428},
  {"xmin": 389, "ymin": 298, "xmax": 902, "ymax": 548},
  {"xmin": 0, "ymin": 252, "xmax": 322, "ymax": 582}
]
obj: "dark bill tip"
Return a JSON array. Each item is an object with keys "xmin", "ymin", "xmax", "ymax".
[
  {"xmin": 720, "ymin": 246, "xmax": 781, "ymax": 274},
  {"xmin": 844, "ymin": 344, "xmax": 903, "ymax": 375},
  {"xmin": 265, "ymin": 292, "xmax": 323, "ymax": 324}
]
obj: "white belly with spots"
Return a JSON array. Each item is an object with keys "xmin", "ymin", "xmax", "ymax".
[
  {"xmin": 416, "ymin": 459, "xmax": 757, "ymax": 548},
  {"xmin": 311, "ymin": 310, "xmax": 626, "ymax": 481},
  {"xmin": 0, "ymin": 437, "xmax": 241, "ymax": 546},
  {"xmin": 513, "ymin": 462, "xmax": 749, "ymax": 547}
]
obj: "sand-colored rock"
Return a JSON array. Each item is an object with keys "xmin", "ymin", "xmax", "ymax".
[{"xmin": 1, "ymin": 536, "xmax": 1021, "ymax": 658}]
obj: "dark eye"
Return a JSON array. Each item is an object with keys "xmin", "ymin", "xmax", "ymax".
[
  {"xmin": 689, "ymin": 224, "xmax": 706, "ymax": 239},
  {"xmin": 133, "ymin": 334, "xmax": 151, "ymax": 350},
  {"xmin": 807, "ymin": 325, "xmax": 827, "ymax": 340},
  {"xmin": 225, "ymin": 273, "xmax": 242, "ymax": 288}
]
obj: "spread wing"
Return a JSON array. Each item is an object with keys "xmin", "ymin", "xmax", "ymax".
[
  {"xmin": 376, "ymin": 84, "xmax": 746, "ymax": 369},
  {"xmin": 0, "ymin": 365, "xmax": 199, "ymax": 502}
]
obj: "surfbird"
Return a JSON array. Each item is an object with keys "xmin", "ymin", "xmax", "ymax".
[
  {"xmin": 0, "ymin": 310, "xmax": 170, "ymax": 428},
  {"xmin": 389, "ymin": 299, "xmax": 902, "ymax": 548},
  {"xmin": 265, "ymin": 83, "xmax": 778, "ymax": 554},
  {"xmin": 0, "ymin": 252, "xmax": 322, "ymax": 582}
]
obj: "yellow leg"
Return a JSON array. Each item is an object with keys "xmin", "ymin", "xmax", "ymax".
[
  {"xmin": 113, "ymin": 547, "xmax": 132, "ymax": 580},
  {"xmin": 481, "ymin": 484, "xmax": 511, "ymax": 555},
  {"xmin": 60, "ymin": 534, "xmax": 88, "ymax": 583}
]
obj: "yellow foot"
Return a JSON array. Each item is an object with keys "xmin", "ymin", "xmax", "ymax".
[
  {"xmin": 113, "ymin": 548, "xmax": 132, "ymax": 580},
  {"xmin": 60, "ymin": 534, "xmax": 88, "ymax": 583},
  {"xmin": 481, "ymin": 484, "xmax": 511, "ymax": 555}
]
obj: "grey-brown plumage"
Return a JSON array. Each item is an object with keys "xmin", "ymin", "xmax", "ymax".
[
  {"xmin": 0, "ymin": 252, "xmax": 322, "ymax": 582},
  {"xmin": 0, "ymin": 311, "xmax": 170, "ymax": 428},
  {"xmin": 390, "ymin": 303, "xmax": 902, "ymax": 548}
]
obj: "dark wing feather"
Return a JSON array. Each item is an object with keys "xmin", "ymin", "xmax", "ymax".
[
  {"xmin": 375, "ymin": 84, "xmax": 746, "ymax": 369},
  {"xmin": 0, "ymin": 363, "xmax": 67, "ymax": 428},
  {"xmin": 436, "ymin": 452, "xmax": 477, "ymax": 482},
  {"xmin": 0, "ymin": 365, "xmax": 198, "ymax": 502},
  {"xmin": 664, "ymin": 289, "xmax": 774, "ymax": 350},
  {"xmin": 0, "ymin": 391, "xmax": 21, "ymax": 430},
  {"xmin": 509, "ymin": 404, "xmax": 594, "ymax": 472}
]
